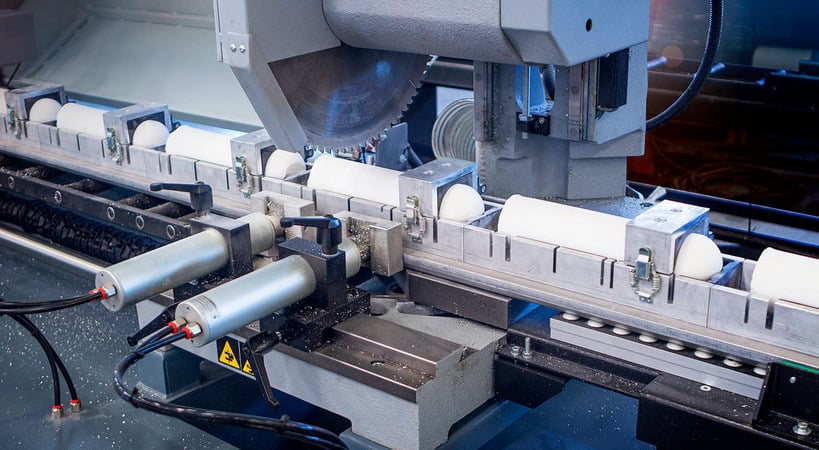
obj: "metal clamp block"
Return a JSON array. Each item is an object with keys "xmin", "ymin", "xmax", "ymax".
[
  {"xmin": 102, "ymin": 103, "xmax": 171, "ymax": 164},
  {"xmin": 398, "ymin": 157, "xmax": 477, "ymax": 218},
  {"xmin": 626, "ymin": 200, "xmax": 709, "ymax": 275},
  {"xmin": 335, "ymin": 211, "xmax": 403, "ymax": 276},
  {"xmin": 230, "ymin": 129, "xmax": 275, "ymax": 176}
]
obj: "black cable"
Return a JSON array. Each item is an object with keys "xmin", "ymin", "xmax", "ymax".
[
  {"xmin": 140, "ymin": 325, "xmax": 174, "ymax": 347},
  {"xmin": 9, "ymin": 314, "xmax": 79, "ymax": 401},
  {"xmin": 6, "ymin": 314, "xmax": 61, "ymax": 407},
  {"xmin": 646, "ymin": 0, "xmax": 724, "ymax": 132},
  {"xmin": 0, "ymin": 293, "xmax": 95, "ymax": 306},
  {"xmin": 115, "ymin": 335, "xmax": 349, "ymax": 450},
  {"xmin": 135, "ymin": 332, "xmax": 187, "ymax": 354},
  {"xmin": 5, "ymin": 62, "xmax": 21, "ymax": 88},
  {"xmin": 0, "ymin": 292, "xmax": 102, "ymax": 315}
]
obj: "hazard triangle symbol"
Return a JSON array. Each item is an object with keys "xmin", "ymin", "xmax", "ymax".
[
  {"xmin": 242, "ymin": 359, "xmax": 254, "ymax": 376},
  {"xmin": 219, "ymin": 340, "xmax": 240, "ymax": 369}
]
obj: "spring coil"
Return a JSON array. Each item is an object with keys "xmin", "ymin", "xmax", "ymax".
[{"xmin": 0, "ymin": 192, "xmax": 162, "ymax": 263}]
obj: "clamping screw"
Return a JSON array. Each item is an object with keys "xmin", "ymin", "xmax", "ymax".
[{"xmin": 522, "ymin": 337, "xmax": 532, "ymax": 359}]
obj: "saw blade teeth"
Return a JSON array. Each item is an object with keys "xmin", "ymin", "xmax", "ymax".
[{"xmin": 271, "ymin": 44, "xmax": 430, "ymax": 151}]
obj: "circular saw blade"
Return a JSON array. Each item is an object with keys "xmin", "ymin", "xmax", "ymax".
[{"xmin": 269, "ymin": 44, "xmax": 430, "ymax": 151}]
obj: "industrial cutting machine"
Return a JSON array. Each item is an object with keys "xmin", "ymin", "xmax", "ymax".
[{"xmin": 1, "ymin": 1, "xmax": 819, "ymax": 449}]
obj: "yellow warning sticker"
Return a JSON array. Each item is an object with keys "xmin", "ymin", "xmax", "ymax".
[
  {"xmin": 218, "ymin": 339, "xmax": 240, "ymax": 369},
  {"xmin": 242, "ymin": 359, "xmax": 254, "ymax": 376}
]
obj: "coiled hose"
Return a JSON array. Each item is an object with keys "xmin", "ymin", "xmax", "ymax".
[{"xmin": 646, "ymin": 0, "xmax": 724, "ymax": 132}]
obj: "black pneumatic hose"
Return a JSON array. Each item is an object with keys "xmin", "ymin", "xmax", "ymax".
[
  {"xmin": 12, "ymin": 314, "xmax": 79, "ymax": 399},
  {"xmin": 0, "ymin": 292, "xmax": 102, "ymax": 315},
  {"xmin": 115, "ymin": 334, "xmax": 349, "ymax": 450},
  {"xmin": 14, "ymin": 314, "xmax": 80, "ymax": 401},
  {"xmin": 6, "ymin": 314, "xmax": 62, "ymax": 407},
  {"xmin": 646, "ymin": 0, "xmax": 724, "ymax": 132}
]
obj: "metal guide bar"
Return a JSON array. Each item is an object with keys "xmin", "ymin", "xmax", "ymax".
[
  {"xmin": 0, "ymin": 155, "xmax": 192, "ymax": 241},
  {"xmin": 403, "ymin": 249, "xmax": 819, "ymax": 368}
]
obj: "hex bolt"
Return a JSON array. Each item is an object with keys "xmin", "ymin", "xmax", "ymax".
[
  {"xmin": 229, "ymin": 44, "xmax": 237, "ymax": 52},
  {"xmin": 794, "ymin": 421, "xmax": 812, "ymax": 436},
  {"xmin": 238, "ymin": 45, "xmax": 247, "ymax": 53},
  {"xmin": 790, "ymin": 376, "xmax": 797, "ymax": 384},
  {"xmin": 522, "ymin": 337, "xmax": 532, "ymax": 359},
  {"xmin": 510, "ymin": 345, "xmax": 521, "ymax": 357}
]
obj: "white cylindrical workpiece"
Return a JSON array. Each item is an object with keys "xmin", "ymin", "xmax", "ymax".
[
  {"xmin": 132, "ymin": 120, "xmax": 170, "ymax": 148},
  {"xmin": 674, "ymin": 233, "xmax": 723, "ymax": 280},
  {"xmin": 439, "ymin": 184, "xmax": 484, "ymax": 222},
  {"xmin": 307, "ymin": 155, "xmax": 401, "ymax": 207},
  {"xmin": 236, "ymin": 213, "xmax": 278, "ymax": 255},
  {"xmin": 96, "ymin": 228, "xmax": 229, "ymax": 312},
  {"xmin": 28, "ymin": 98, "xmax": 62, "ymax": 123},
  {"xmin": 750, "ymin": 248, "xmax": 819, "ymax": 308},
  {"xmin": 498, "ymin": 194, "xmax": 629, "ymax": 260},
  {"xmin": 178, "ymin": 255, "xmax": 316, "ymax": 347},
  {"xmin": 265, "ymin": 150, "xmax": 306, "ymax": 179},
  {"xmin": 165, "ymin": 125, "xmax": 233, "ymax": 167},
  {"xmin": 338, "ymin": 238, "xmax": 362, "ymax": 278},
  {"xmin": 56, "ymin": 103, "xmax": 106, "ymax": 136}
]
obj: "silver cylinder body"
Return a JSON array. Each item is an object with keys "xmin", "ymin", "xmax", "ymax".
[
  {"xmin": 323, "ymin": 0, "xmax": 523, "ymax": 65},
  {"xmin": 96, "ymin": 214, "xmax": 279, "ymax": 312},
  {"xmin": 97, "ymin": 228, "xmax": 229, "ymax": 311},
  {"xmin": 177, "ymin": 255, "xmax": 316, "ymax": 347}
]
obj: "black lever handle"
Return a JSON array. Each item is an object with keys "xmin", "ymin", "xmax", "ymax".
[
  {"xmin": 126, "ymin": 302, "xmax": 180, "ymax": 346},
  {"xmin": 150, "ymin": 181, "xmax": 213, "ymax": 217},
  {"xmin": 243, "ymin": 331, "xmax": 281, "ymax": 410},
  {"xmin": 280, "ymin": 215, "xmax": 342, "ymax": 255}
]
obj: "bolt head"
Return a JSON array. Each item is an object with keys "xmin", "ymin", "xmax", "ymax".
[
  {"xmin": 510, "ymin": 345, "xmax": 521, "ymax": 356},
  {"xmin": 229, "ymin": 44, "xmax": 237, "ymax": 52},
  {"xmin": 238, "ymin": 45, "xmax": 247, "ymax": 53},
  {"xmin": 794, "ymin": 421, "xmax": 812, "ymax": 436}
]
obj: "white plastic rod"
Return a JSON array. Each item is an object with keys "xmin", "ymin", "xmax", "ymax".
[
  {"xmin": 751, "ymin": 248, "xmax": 819, "ymax": 308},
  {"xmin": 132, "ymin": 120, "xmax": 170, "ymax": 148},
  {"xmin": 165, "ymin": 125, "xmax": 233, "ymax": 167},
  {"xmin": 307, "ymin": 155, "xmax": 401, "ymax": 207},
  {"xmin": 56, "ymin": 103, "xmax": 106, "ymax": 136},
  {"xmin": 498, "ymin": 194, "xmax": 628, "ymax": 260},
  {"xmin": 265, "ymin": 149, "xmax": 306, "ymax": 179}
]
